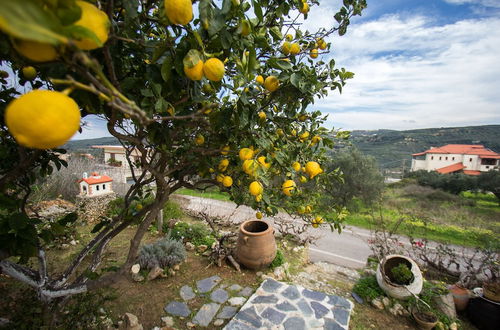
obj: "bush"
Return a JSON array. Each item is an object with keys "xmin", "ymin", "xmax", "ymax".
[
  {"xmin": 390, "ymin": 263, "xmax": 414, "ymax": 285},
  {"xmin": 353, "ymin": 276, "xmax": 385, "ymax": 300},
  {"xmin": 168, "ymin": 221, "xmax": 215, "ymax": 247},
  {"xmin": 270, "ymin": 249, "xmax": 285, "ymax": 269},
  {"xmin": 137, "ymin": 236, "xmax": 186, "ymax": 270}
]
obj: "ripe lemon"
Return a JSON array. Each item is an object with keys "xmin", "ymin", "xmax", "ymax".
[
  {"xmin": 13, "ymin": 40, "xmax": 58, "ymax": 62},
  {"xmin": 281, "ymin": 41, "xmax": 291, "ymax": 55},
  {"xmin": 239, "ymin": 148, "xmax": 254, "ymax": 160},
  {"xmin": 299, "ymin": 2, "xmax": 310, "ymax": 14},
  {"xmin": 299, "ymin": 175, "xmax": 307, "ymax": 183},
  {"xmin": 298, "ymin": 114, "xmax": 308, "ymax": 121},
  {"xmin": 249, "ymin": 181, "xmax": 263, "ymax": 196},
  {"xmin": 203, "ymin": 58, "xmax": 225, "ymax": 82},
  {"xmin": 289, "ymin": 43, "xmax": 300, "ymax": 55},
  {"xmin": 184, "ymin": 59, "xmax": 204, "ymax": 81},
  {"xmin": 218, "ymin": 158, "xmax": 229, "ymax": 172},
  {"xmin": 285, "ymin": 34, "xmax": 293, "ymax": 41},
  {"xmin": 292, "ymin": 162, "xmax": 301, "ymax": 172},
  {"xmin": 276, "ymin": 128, "xmax": 284, "ymax": 136},
  {"xmin": 299, "ymin": 131, "xmax": 310, "ymax": 141},
  {"xmin": 256, "ymin": 211, "xmax": 262, "ymax": 219},
  {"xmin": 311, "ymin": 135, "xmax": 322, "ymax": 145},
  {"xmin": 257, "ymin": 156, "xmax": 271, "ymax": 169},
  {"xmin": 242, "ymin": 159, "xmax": 259, "ymax": 175},
  {"xmin": 221, "ymin": 145, "xmax": 230, "ymax": 155},
  {"xmin": 255, "ymin": 75, "xmax": 264, "ymax": 85},
  {"xmin": 310, "ymin": 48, "xmax": 318, "ymax": 59},
  {"xmin": 282, "ymin": 179, "xmax": 296, "ymax": 196},
  {"xmin": 305, "ymin": 205, "xmax": 312, "ymax": 213},
  {"xmin": 22, "ymin": 66, "xmax": 37, "ymax": 80},
  {"xmin": 305, "ymin": 161, "xmax": 323, "ymax": 179},
  {"xmin": 258, "ymin": 111, "xmax": 266, "ymax": 120},
  {"xmin": 264, "ymin": 76, "xmax": 279, "ymax": 92},
  {"xmin": 255, "ymin": 194, "xmax": 262, "ymax": 202},
  {"xmin": 164, "ymin": 0, "xmax": 193, "ymax": 25},
  {"xmin": 5, "ymin": 90, "xmax": 81, "ymax": 149},
  {"xmin": 222, "ymin": 176, "xmax": 233, "ymax": 187},
  {"xmin": 291, "ymin": 129, "xmax": 297, "ymax": 136},
  {"xmin": 195, "ymin": 134, "xmax": 205, "ymax": 145},
  {"xmin": 216, "ymin": 173, "xmax": 225, "ymax": 183},
  {"xmin": 73, "ymin": 1, "xmax": 110, "ymax": 50},
  {"xmin": 318, "ymin": 39, "xmax": 327, "ymax": 50}
]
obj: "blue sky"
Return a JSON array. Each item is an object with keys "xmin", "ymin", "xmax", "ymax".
[{"xmin": 75, "ymin": 0, "xmax": 500, "ymax": 139}]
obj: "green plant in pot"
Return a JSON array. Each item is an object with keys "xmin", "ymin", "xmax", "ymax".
[
  {"xmin": 390, "ymin": 263, "xmax": 415, "ymax": 285},
  {"xmin": 410, "ymin": 295, "xmax": 439, "ymax": 330}
]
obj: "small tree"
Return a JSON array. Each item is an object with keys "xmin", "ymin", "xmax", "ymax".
[{"xmin": 477, "ymin": 170, "xmax": 500, "ymax": 204}]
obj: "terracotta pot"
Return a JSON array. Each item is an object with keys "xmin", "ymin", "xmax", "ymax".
[
  {"xmin": 376, "ymin": 255, "xmax": 423, "ymax": 300},
  {"xmin": 235, "ymin": 220, "xmax": 276, "ymax": 270},
  {"xmin": 483, "ymin": 282, "xmax": 500, "ymax": 303},
  {"xmin": 412, "ymin": 309, "xmax": 438, "ymax": 330},
  {"xmin": 448, "ymin": 284, "xmax": 470, "ymax": 312}
]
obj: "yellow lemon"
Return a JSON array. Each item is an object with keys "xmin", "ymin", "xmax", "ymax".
[
  {"xmin": 167, "ymin": 107, "xmax": 175, "ymax": 116},
  {"xmin": 242, "ymin": 159, "xmax": 259, "ymax": 175},
  {"xmin": 264, "ymin": 76, "xmax": 279, "ymax": 92},
  {"xmin": 319, "ymin": 40, "xmax": 327, "ymax": 50},
  {"xmin": 298, "ymin": 206, "xmax": 305, "ymax": 214},
  {"xmin": 239, "ymin": 148, "xmax": 254, "ymax": 160},
  {"xmin": 136, "ymin": 203, "xmax": 143, "ymax": 211},
  {"xmin": 305, "ymin": 161, "xmax": 323, "ymax": 179},
  {"xmin": 276, "ymin": 128, "xmax": 284, "ymax": 136},
  {"xmin": 312, "ymin": 223, "xmax": 319, "ymax": 228},
  {"xmin": 289, "ymin": 43, "xmax": 300, "ymax": 55},
  {"xmin": 310, "ymin": 48, "xmax": 318, "ymax": 59},
  {"xmin": 281, "ymin": 41, "xmax": 291, "ymax": 55},
  {"xmin": 240, "ymin": 20, "xmax": 251, "ymax": 36},
  {"xmin": 164, "ymin": 0, "xmax": 193, "ymax": 25},
  {"xmin": 285, "ymin": 34, "xmax": 293, "ymax": 41},
  {"xmin": 195, "ymin": 134, "xmax": 205, "ymax": 145},
  {"xmin": 209, "ymin": 168, "xmax": 215, "ymax": 173},
  {"xmin": 184, "ymin": 59, "xmax": 204, "ymax": 81},
  {"xmin": 221, "ymin": 145, "xmax": 230, "ymax": 155},
  {"xmin": 299, "ymin": 131, "xmax": 310, "ymax": 141},
  {"xmin": 291, "ymin": 129, "xmax": 297, "ymax": 136},
  {"xmin": 305, "ymin": 205, "xmax": 312, "ymax": 213},
  {"xmin": 22, "ymin": 66, "xmax": 37, "ymax": 80},
  {"xmin": 311, "ymin": 135, "xmax": 322, "ymax": 145},
  {"xmin": 255, "ymin": 194, "xmax": 262, "ymax": 202},
  {"xmin": 298, "ymin": 114, "xmax": 308, "ymax": 121},
  {"xmin": 299, "ymin": 2, "xmax": 310, "ymax": 14},
  {"xmin": 258, "ymin": 111, "xmax": 266, "ymax": 120},
  {"xmin": 299, "ymin": 175, "xmax": 307, "ymax": 183},
  {"xmin": 292, "ymin": 162, "xmax": 301, "ymax": 172},
  {"xmin": 315, "ymin": 216, "xmax": 324, "ymax": 224},
  {"xmin": 203, "ymin": 58, "xmax": 225, "ymax": 82},
  {"xmin": 74, "ymin": 1, "xmax": 110, "ymax": 50},
  {"xmin": 222, "ymin": 176, "xmax": 233, "ymax": 187},
  {"xmin": 13, "ymin": 40, "xmax": 58, "ymax": 62},
  {"xmin": 256, "ymin": 211, "xmax": 263, "ymax": 219},
  {"xmin": 5, "ymin": 90, "xmax": 81, "ymax": 149},
  {"xmin": 216, "ymin": 173, "xmax": 225, "ymax": 183},
  {"xmin": 255, "ymin": 75, "xmax": 264, "ymax": 85},
  {"xmin": 282, "ymin": 179, "xmax": 296, "ymax": 196},
  {"xmin": 257, "ymin": 156, "xmax": 271, "ymax": 169},
  {"xmin": 249, "ymin": 181, "xmax": 263, "ymax": 196},
  {"xmin": 218, "ymin": 158, "xmax": 229, "ymax": 172}
]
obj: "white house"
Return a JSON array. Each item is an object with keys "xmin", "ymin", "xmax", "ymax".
[
  {"xmin": 411, "ymin": 144, "xmax": 500, "ymax": 175},
  {"xmin": 78, "ymin": 172, "xmax": 113, "ymax": 197},
  {"xmin": 92, "ymin": 145, "xmax": 143, "ymax": 184}
]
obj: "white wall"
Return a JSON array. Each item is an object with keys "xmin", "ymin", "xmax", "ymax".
[{"xmin": 89, "ymin": 182, "xmax": 112, "ymax": 196}]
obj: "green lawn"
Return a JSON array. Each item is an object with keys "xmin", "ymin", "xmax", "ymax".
[{"xmin": 174, "ymin": 187, "xmax": 231, "ymax": 201}]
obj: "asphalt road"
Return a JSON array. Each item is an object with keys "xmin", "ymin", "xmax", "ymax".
[{"xmin": 172, "ymin": 194, "xmax": 372, "ymax": 269}]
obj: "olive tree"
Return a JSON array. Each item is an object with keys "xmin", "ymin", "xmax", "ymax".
[{"xmin": 0, "ymin": 0, "xmax": 366, "ymax": 307}]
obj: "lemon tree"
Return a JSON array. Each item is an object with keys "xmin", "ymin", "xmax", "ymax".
[{"xmin": 0, "ymin": 0, "xmax": 366, "ymax": 310}]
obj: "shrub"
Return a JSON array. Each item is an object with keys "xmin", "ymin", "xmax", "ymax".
[
  {"xmin": 390, "ymin": 263, "xmax": 414, "ymax": 285},
  {"xmin": 353, "ymin": 276, "xmax": 384, "ymax": 300},
  {"xmin": 270, "ymin": 249, "xmax": 285, "ymax": 269},
  {"xmin": 168, "ymin": 221, "xmax": 215, "ymax": 247},
  {"xmin": 137, "ymin": 236, "xmax": 186, "ymax": 270}
]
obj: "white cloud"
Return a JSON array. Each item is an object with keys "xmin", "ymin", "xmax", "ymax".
[
  {"xmin": 443, "ymin": 0, "xmax": 500, "ymax": 8},
  {"xmin": 302, "ymin": 11, "xmax": 500, "ymax": 130}
]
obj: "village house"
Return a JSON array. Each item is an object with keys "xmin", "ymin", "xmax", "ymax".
[
  {"xmin": 92, "ymin": 145, "xmax": 143, "ymax": 184},
  {"xmin": 78, "ymin": 172, "xmax": 113, "ymax": 197},
  {"xmin": 411, "ymin": 144, "xmax": 500, "ymax": 175}
]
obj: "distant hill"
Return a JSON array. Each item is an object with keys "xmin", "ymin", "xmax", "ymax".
[
  {"xmin": 349, "ymin": 125, "xmax": 500, "ymax": 171},
  {"xmin": 63, "ymin": 136, "xmax": 119, "ymax": 153}
]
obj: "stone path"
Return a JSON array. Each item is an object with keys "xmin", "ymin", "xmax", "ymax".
[{"xmin": 224, "ymin": 278, "xmax": 353, "ymax": 330}]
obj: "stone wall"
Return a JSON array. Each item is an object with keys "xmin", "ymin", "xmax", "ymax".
[{"xmin": 75, "ymin": 192, "xmax": 117, "ymax": 223}]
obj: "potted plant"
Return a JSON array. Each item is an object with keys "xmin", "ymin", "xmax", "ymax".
[
  {"xmin": 376, "ymin": 254, "xmax": 423, "ymax": 299},
  {"xmin": 410, "ymin": 296, "xmax": 439, "ymax": 330},
  {"xmin": 448, "ymin": 282, "xmax": 470, "ymax": 312}
]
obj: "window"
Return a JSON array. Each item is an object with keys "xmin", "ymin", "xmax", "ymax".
[
  {"xmin": 486, "ymin": 166, "xmax": 490, "ymax": 169},
  {"xmin": 103, "ymin": 184, "xmax": 106, "ymax": 190},
  {"xmin": 439, "ymin": 157, "xmax": 442, "ymax": 160},
  {"xmin": 470, "ymin": 158, "xmax": 473, "ymax": 162},
  {"xmin": 110, "ymin": 153, "xmax": 115, "ymax": 160},
  {"xmin": 431, "ymin": 156, "xmax": 434, "ymax": 160},
  {"xmin": 452, "ymin": 157, "xmax": 455, "ymax": 160},
  {"xmin": 96, "ymin": 185, "xmax": 100, "ymax": 191},
  {"xmin": 83, "ymin": 186, "xmax": 87, "ymax": 191},
  {"xmin": 445, "ymin": 157, "xmax": 448, "ymax": 160}
]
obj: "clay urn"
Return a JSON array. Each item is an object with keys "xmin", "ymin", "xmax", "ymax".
[{"xmin": 235, "ymin": 220, "xmax": 276, "ymax": 270}]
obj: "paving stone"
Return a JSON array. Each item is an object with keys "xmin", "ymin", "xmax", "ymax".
[
  {"xmin": 164, "ymin": 301, "xmax": 191, "ymax": 317},
  {"xmin": 324, "ymin": 318, "xmax": 346, "ymax": 330},
  {"xmin": 261, "ymin": 278, "xmax": 283, "ymax": 293},
  {"xmin": 197, "ymin": 275, "xmax": 221, "ymax": 293},
  {"xmin": 228, "ymin": 284, "xmax": 242, "ymax": 291},
  {"xmin": 276, "ymin": 301, "xmax": 297, "ymax": 312},
  {"xmin": 333, "ymin": 307, "xmax": 350, "ymax": 326},
  {"xmin": 311, "ymin": 301, "xmax": 330, "ymax": 319},
  {"xmin": 283, "ymin": 317, "xmax": 306, "ymax": 330},
  {"xmin": 228, "ymin": 297, "xmax": 246, "ymax": 306},
  {"xmin": 223, "ymin": 320, "xmax": 258, "ymax": 330},
  {"xmin": 180, "ymin": 285, "xmax": 195, "ymax": 301},
  {"xmin": 281, "ymin": 285, "xmax": 301, "ymax": 300},
  {"xmin": 261, "ymin": 307, "xmax": 286, "ymax": 325},
  {"xmin": 238, "ymin": 287, "xmax": 254, "ymax": 297},
  {"xmin": 233, "ymin": 306, "xmax": 262, "ymax": 328},
  {"xmin": 211, "ymin": 288, "xmax": 229, "ymax": 304},
  {"xmin": 217, "ymin": 306, "xmax": 238, "ymax": 319},
  {"xmin": 302, "ymin": 288, "xmax": 327, "ymax": 301},
  {"xmin": 297, "ymin": 299, "xmax": 313, "ymax": 316},
  {"xmin": 308, "ymin": 318, "xmax": 325, "ymax": 328},
  {"xmin": 251, "ymin": 294, "xmax": 278, "ymax": 304},
  {"xmin": 192, "ymin": 303, "xmax": 220, "ymax": 327},
  {"xmin": 329, "ymin": 295, "xmax": 352, "ymax": 310}
]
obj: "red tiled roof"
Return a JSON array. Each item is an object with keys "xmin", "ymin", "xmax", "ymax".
[
  {"xmin": 78, "ymin": 175, "xmax": 113, "ymax": 185},
  {"xmin": 412, "ymin": 144, "xmax": 499, "ymax": 158},
  {"xmin": 463, "ymin": 170, "xmax": 481, "ymax": 176},
  {"xmin": 436, "ymin": 162, "xmax": 465, "ymax": 174}
]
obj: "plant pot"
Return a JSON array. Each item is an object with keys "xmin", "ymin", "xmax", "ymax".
[
  {"xmin": 483, "ymin": 282, "xmax": 500, "ymax": 303},
  {"xmin": 376, "ymin": 255, "xmax": 423, "ymax": 299},
  {"xmin": 412, "ymin": 309, "xmax": 438, "ymax": 330},
  {"xmin": 448, "ymin": 284, "xmax": 470, "ymax": 312},
  {"xmin": 235, "ymin": 220, "xmax": 276, "ymax": 270}
]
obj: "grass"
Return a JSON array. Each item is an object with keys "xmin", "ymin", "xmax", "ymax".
[{"xmin": 175, "ymin": 187, "xmax": 231, "ymax": 201}]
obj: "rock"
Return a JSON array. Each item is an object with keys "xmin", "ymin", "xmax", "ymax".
[
  {"xmin": 228, "ymin": 297, "xmax": 246, "ymax": 306},
  {"xmin": 70, "ymin": 239, "xmax": 77, "ymax": 246},
  {"xmin": 186, "ymin": 322, "xmax": 195, "ymax": 328},
  {"xmin": 228, "ymin": 284, "xmax": 242, "ymax": 292},
  {"xmin": 192, "ymin": 303, "xmax": 220, "ymax": 327},
  {"xmin": 197, "ymin": 245, "xmax": 208, "ymax": 253},
  {"xmin": 197, "ymin": 275, "xmax": 221, "ymax": 293},
  {"xmin": 161, "ymin": 316, "xmax": 174, "ymax": 327},
  {"xmin": 98, "ymin": 307, "xmax": 106, "ymax": 315},
  {"xmin": 132, "ymin": 273, "xmax": 144, "ymax": 282},
  {"xmin": 292, "ymin": 247, "xmax": 300, "ymax": 252},
  {"xmin": 147, "ymin": 266, "xmax": 164, "ymax": 281},
  {"xmin": 389, "ymin": 307, "xmax": 398, "ymax": 316},
  {"xmin": 131, "ymin": 264, "xmax": 140, "ymax": 274},
  {"xmin": 61, "ymin": 243, "xmax": 69, "ymax": 249},
  {"xmin": 185, "ymin": 242, "xmax": 195, "ymax": 251},
  {"xmin": 210, "ymin": 289, "xmax": 229, "ymax": 304},
  {"xmin": 382, "ymin": 297, "xmax": 391, "ymax": 309},
  {"xmin": 164, "ymin": 301, "xmax": 191, "ymax": 317},
  {"xmin": 363, "ymin": 269, "xmax": 376, "ymax": 277},
  {"xmin": 167, "ymin": 218, "xmax": 178, "ymax": 229},
  {"xmin": 172, "ymin": 264, "xmax": 180, "ymax": 271},
  {"xmin": 433, "ymin": 293, "xmax": 457, "ymax": 319},
  {"xmin": 238, "ymin": 287, "xmax": 254, "ymax": 297},
  {"xmin": 371, "ymin": 298, "xmax": 384, "ymax": 310},
  {"xmin": 180, "ymin": 285, "xmax": 196, "ymax": 301},
  {"xmin": 256, "ymin": 271, "xmax": 263, "ymax": 277},
  {"xmin": 202, "ymin": 251, "xmax": 211, "ymax": 257},
  {"xmin": 273, "ymin": 266, "xmax": 286, "ymax": 280},
  {"xmin": 217, "ymin": 306, "xmax": 238, "ymax": 319},
  {"xmin": 213, "ymin": 319, "xmax": 224, "ymax": 326},
  {"xmin": 449, "ymin": 322, "xmax": 458, "ymax": 330},
  {"xmin": 123, "ymin": 313, "xmax": 143, "ymax": 330}
]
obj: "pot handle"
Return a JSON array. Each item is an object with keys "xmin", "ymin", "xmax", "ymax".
[{"xmin": 243, "ymin": 236, "xmax": 248, "ymax": 244}]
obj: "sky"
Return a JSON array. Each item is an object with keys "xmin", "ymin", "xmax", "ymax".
[{"xmin": 75, "ymin": 0, "xmax": 500, "ymax": 139}]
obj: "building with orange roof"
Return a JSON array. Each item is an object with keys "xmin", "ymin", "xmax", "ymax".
[
  {"xmin": 411, "ymin": 144, "xmax": 499, "ymax": 175},
  {"xmin": 78, "ymin": 172, "xmax": 113, "ymax": 197}
]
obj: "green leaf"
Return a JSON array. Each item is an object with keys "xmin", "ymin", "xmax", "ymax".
[
  {"xmin": 267, "ymin": 58, "xmax": 292, "ymax": 71},
  {"xmin": 0, "ymin": 0, "xmax": 67, "ymax": 44},
  {"xmin": 161, "ymin": 55, "xmax": 173, "ymax": 82},
  {"xmin": 252, "ymin": 0, "xmax": 263, "ymax": 21},
  {"xmin": 58, "ymin": 212, "xmax": 77, "ymax": 226},
  {"xmin": 8, "ymin": 213, "xmax": 28, "ymax": 231},
  {"xmin": 269, "ymin": 26, "xmax": 282, "ymax": 41},
  {"xmin": 91, "ymin": 218, "xmax": 110, "ymax": 233}
]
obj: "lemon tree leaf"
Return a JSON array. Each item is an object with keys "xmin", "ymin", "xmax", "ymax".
[
  {"xmin": 62, "ymin": 25, "xmax": 102, "ymax": 47},
  {"xmin": 161, "ymin": 55, "xmax": 173, "ymax": 82},
  {"xmin": 0, "ymin": 0, "xmax": 67, "ymax": 44}
]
